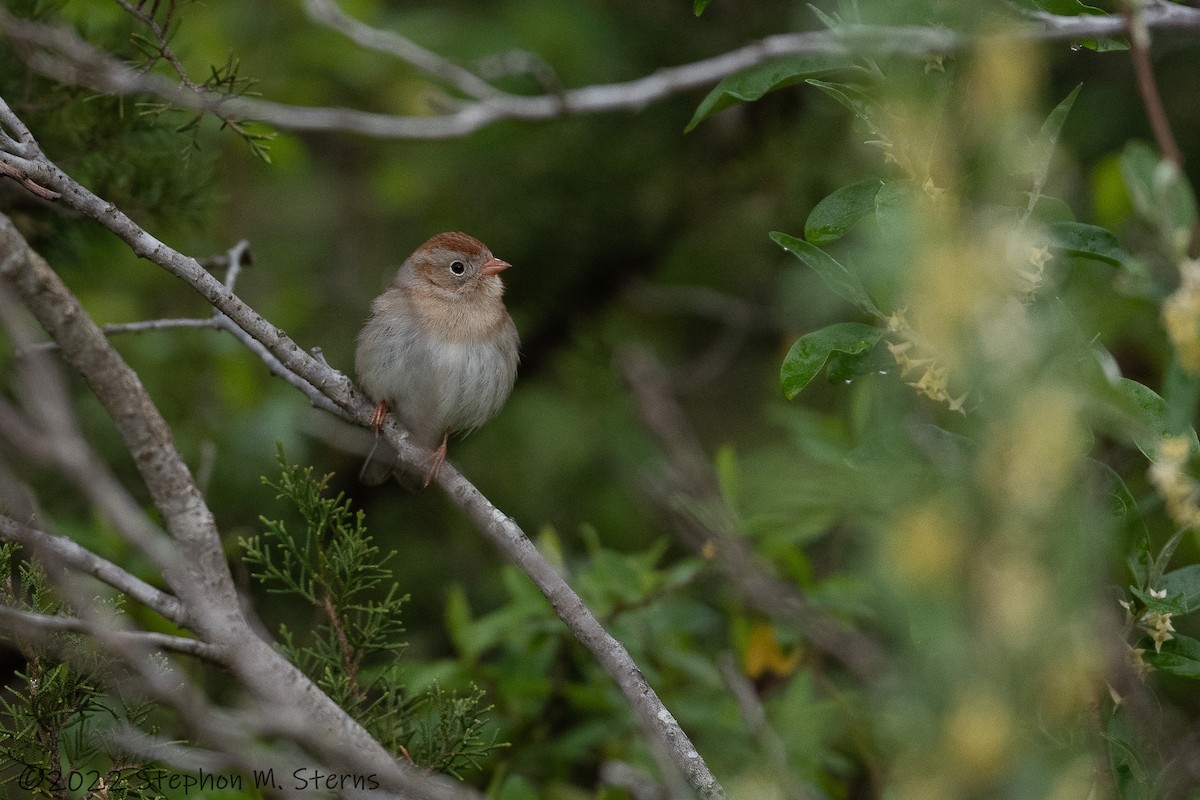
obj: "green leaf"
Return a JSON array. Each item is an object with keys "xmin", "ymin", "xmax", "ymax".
[
  {"xmin": 1026, "ymin": 195, "xmax": 1076, "ymax": 224},
  {"xmin": 770, "ymin": 232, "xmax": 880, "ymax": 315},
  {"xmin": 1161, "ymin": 564, "xmax": 1200, "ymax": 614},
  {"xmin": 873, "ymin": 179, "xmax": 916, "ymax": 244},
  {"xmin": 1104, "ymin": 710, "xmax": 1153, "ymax": 799},
  {"xmin": 780, "ymin": 322, "xmax": 883, "ymax": 399},
  {"xmin": 1087, "ymin": 458, "xmax": 1140, "ymax": 524},
  {"xmin": 1121, "ymin": 141, "xmax": 1199, "ymax": 258},
  {"xmin": 1150, "ymin": 529, "xmax": 1186, "ymax": 588},
  {"xmin": 825, "ymin": 337, "xmax": 895, "ymax": 382},
  {"xmin": 1112, "ymin": 377, "xmax": 1200, "ymax": 458},
  {"xmin": 1129, "ymin": 586, "xmax": 1187, "ymax": 616},
  {"xmin": 805, "ymin": 179, "xmax": 885, "ymax": 245},
  {"xmin": 1145, "ymin": 634, "xmax": 1200, "ymax": 679},
  {"xmin": 1127, "ymin": 532, "xmax": 1152, "ymax": 588},
  {"xmin": 1047, "ymin": 221, "xmax": 1131, "ymax": 268},
  {"xmin": 693, "ymin": 0, "xmax": 711, "ymax": 15},
  {"xmin": 1029, "ymin": 84, "xmax": 1080, "ymax": 188},
  {"xmin": 686, "ymin": 56, "xmax": 860, "ymax": 132},
  {"xmin": 1164, "ymin": 356, "xmax": 1200, "ymax": 435}
]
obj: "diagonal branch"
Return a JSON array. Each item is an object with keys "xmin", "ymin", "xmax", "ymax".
[
  {"xmin": 0, "ymin": 98, "xmax": 724, "ymax": 797},
  {"xmin": 433, "ymin": 453, "xmax": 721, "ymax": 798},
  {"xmin": 302, "ymin": 0, "xmax": 503, "ymax": 101},
  {"xmin": 0, "ymin": 208, "xmax": 484, "ymax": 800},
  {"xmin": 0, "ymin": 514, "xmax": 184, "ymax": 624},
  {"xmin": 0, "ymin": 605, "xmax": 223, "ymax": 663}
]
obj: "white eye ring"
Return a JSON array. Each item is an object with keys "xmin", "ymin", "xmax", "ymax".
[{"xmin": 449, "ymin": 260, "xmax": 466, "ymax": 275}]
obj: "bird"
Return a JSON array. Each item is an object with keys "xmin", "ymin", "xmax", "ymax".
[{"xmin": 354, "ymin": 231, "xmax": 519, "ymax": 487}]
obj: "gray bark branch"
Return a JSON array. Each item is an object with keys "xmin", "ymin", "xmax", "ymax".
[{"xmin": 1, "ymin": 1, "xmax": 1198, "ymax": 140}]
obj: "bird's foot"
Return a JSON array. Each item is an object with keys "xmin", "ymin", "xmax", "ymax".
[
  {"xmin": 370, "ymin": 400, "xmax": 389, "ymax": 436},
  {"xmin": 422, "ymin": 432, "xmax": 450, "ymax": 488}
]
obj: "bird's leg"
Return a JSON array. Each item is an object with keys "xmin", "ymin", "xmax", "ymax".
[
  {"xmin": 370, "ymin": 400, "xmax": 389, "ymax": 436},
  {"xmin": 423, "ymin": 430, "xmax": 450, "ymax": 487}
]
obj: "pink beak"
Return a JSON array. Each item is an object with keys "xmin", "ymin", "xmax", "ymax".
[{"xmin": 481, "ymin": 256, "xmax": 511, "ymax": 276}]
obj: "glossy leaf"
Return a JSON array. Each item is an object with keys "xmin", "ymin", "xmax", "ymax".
[
  {"xmin": 770, "ymin": 232, "xmax": 880, "ymax": 315},
  {"xmin": 1047, "ymin": 221, "xmax": 1131, "ymax": 267},
  {"xmin": 805, "ymin": 179, "xmax": 885, "ymax": 244},
  {"xmin": 1161, "ymin": 564, "xmax": 1200, "ymax": 614},
  {"xmin": 825, "ymin": 338, "xmax": 895, "ymax": 383},
  {"xmin": 1146, "ymin": 634, "xmax": 1200, "ymax": 678},
  {"xmin": 1130, "ymin": 586, "xmax": 1187, "ymax": 616},
  {"xmin": 693, "ymin": 0, "xmax": 711, "ymax": 15},
  {"xmin": 780, "ymin": 322, "xmax": 883, "ymax": 399}
]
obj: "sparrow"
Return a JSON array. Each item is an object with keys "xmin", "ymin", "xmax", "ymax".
[{"xmin": 355, "ymin": 231, "xmax": 519, "ymax": 486}]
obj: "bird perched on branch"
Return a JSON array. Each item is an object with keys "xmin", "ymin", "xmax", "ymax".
[{"xmin": 355, "ymin": 231, "xmax": 519, "ymax": 487}]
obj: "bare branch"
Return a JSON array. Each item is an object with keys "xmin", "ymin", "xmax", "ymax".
[
  {"xmin": 302, "ymin": 0, "xmax": 502, "ymax": 101},
  {"xmin": 0, "ymin": 290, "xmax": 180, "ymax": 568},
  {"xmin": 0, "ymin": 159, "xmax": 60, "ymax": 199},
  {"xmin": 2, "ymin": 3, "xmax": 1199, "ymax": 139},
  {"xmin": 0, "ymin": 94, "xmax": 36, "ymax": 154},
  {"xmin": 16, "ymin": 317, "xmax": 217, "ymax": 353},
  {"xmin": 221, "ymin": 238, "xmax": 251, "ymax": 293},
  {"xmin": 0, "ymin": 605, "xmax": 223, "ymax": 662},
  {"xmin": 0, "ymin": 514, "xmax": 184, "ymax": 623},
  {"xmin": 432, "ymin": 455, "xmax": 722, "ymax": 798},
  {"xmin": 1122, "ymin": 0, "xmax": 1184, "ymax": 168}
]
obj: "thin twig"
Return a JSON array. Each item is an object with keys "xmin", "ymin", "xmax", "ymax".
[
  {"xmin": 302, "ymin": 0, "xmax": 501, "ymax": 101},
  {"xmin": 17, "ymin": 317, "xmax": 219, "ymax": 354},
  {"xmin": 1121, "ymin": 0, "xmax": 1183, "ymax": 168},
  {"xmin": 115, "ymin": 0, "xmax": 191, "ymax": 88},
  {"xmin": 3, "ymin": 4, "xmax": 1199, "ymax": 139},
  {"xmin": 0, "ymin": 514, "xmax": 184, "ymax": 623},
  {"xmin": 321, "ymin": 590, "xmax": 365, "ymax": 706},
  {"xmin": 0, "ymin": 605, "xmax": 223, "ymax": 662},
  {"xmin": 111, "ymin": 0, "xmax": 263, "ymax": 145},
  {"xmin": 0, "ymin": 159, "xmax": 60, "ymax": 199}
]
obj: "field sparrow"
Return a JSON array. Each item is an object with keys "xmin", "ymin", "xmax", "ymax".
[{"xmin": 355, "ymin": 232, "xmax": 519, "ymax": 486}]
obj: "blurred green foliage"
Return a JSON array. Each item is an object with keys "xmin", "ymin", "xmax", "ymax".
[{"xmin": 3, "ymin": 0, "xmax": 1200, "ymax": 798}]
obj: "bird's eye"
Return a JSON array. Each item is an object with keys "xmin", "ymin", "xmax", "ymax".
[{"xmin": 449, "ymin": 260, "xmax": 466, "ymax": 275}]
